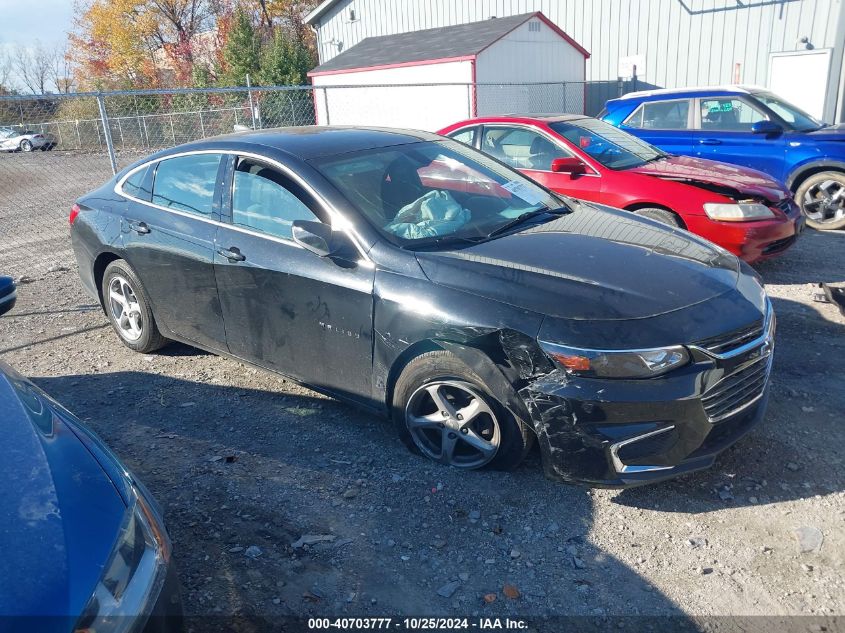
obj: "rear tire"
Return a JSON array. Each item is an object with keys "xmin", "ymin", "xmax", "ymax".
[
  {"xmin": 794, "ymin": 171, "xmax": 845, "ymax": 230},
  {"xmin": 632, "ymin": 207, "xmax": 682, "ymax": 227},
  {"xmin": 19, "ymin": 140, "xmax": 32, "ymax": 152},
  {"xmin": 101, "ymin": 260, "xmax": 167, "ymax": 353},
  {"xmin": 392, "ymin": 350, "xmax": 534, "ymax": 471}
]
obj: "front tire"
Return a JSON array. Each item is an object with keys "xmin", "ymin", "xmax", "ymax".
[
  {"xmin": 392, "ymin": 350, "xmax": 533, "ymax": 471},
  {"xmin": 632, "ymin": 207, "xmax": 682, "ymax": 227},
  {"xmin": 101, "ymin": 260, "xmax": 167, "ymax": 353},
  {"xmin": 795, "ymin": 171, "xmax": 845, "ymax": 230}
]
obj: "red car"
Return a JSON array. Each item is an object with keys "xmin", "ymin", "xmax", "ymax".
[{"xmin": 438, "ymin": 115, "xmax": 804, "ymax": 263}]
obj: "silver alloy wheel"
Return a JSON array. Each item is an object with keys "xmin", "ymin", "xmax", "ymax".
[
  {"xmin": 803, "ymin": 178, "xmax": 845, "ymax": 225},
  {"xmin": 405, "ymin": 380, "xmax": 500, "ymax": 469},
  {"xmin": 20, "ymin": 140, "xmax": 32, "ymax": 152},
  {"xmin": 108, "ymin": 275, "xmax": 144, "ymax": 342}
]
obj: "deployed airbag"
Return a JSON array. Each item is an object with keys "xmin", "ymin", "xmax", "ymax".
[{"xmin": 386, "ymin": 190, "xmax": 470, "ymax": 239}]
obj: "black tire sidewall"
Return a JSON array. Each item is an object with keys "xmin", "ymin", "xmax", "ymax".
[
  {"xmin": 101, "ymin": 260, "xmax": 164, "ymax": 353},
  {"xmin": 795, "ymin": 172, "xmax": 845, "ymax": 230},
  {"xmin": 20, "ymin": 140, "xmax": 32, "ymax": 152},
  {"xmin": 391, "ymin": 350, "xmax": 533, "ymax": 471}
]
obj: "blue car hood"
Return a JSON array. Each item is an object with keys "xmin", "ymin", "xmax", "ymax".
[
  {"xmin": 803, "ymin": 123, "xmax": 845, "ymax": 141},
  {"xmin": 0, "ymin": 362, "xmax": 125, "ymax": 619}
]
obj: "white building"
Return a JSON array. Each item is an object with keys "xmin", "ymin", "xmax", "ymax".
[
  {"xmin": 306, "ymin": 0, "xmax": 845, "ymax": 123},
  {"xmin": 307, "ymin": 12, "xmax": 589, "ymax": 130}
]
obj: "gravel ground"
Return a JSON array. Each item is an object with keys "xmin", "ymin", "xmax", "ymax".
[{"xmin": 1, "ymin": 153, "xmax": 844, "ymax": 629}]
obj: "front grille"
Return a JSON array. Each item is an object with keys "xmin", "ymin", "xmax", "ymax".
[
  {"xmin": 775, "ymin": 198, "xmax": 795, "ymax": 214},
  {"xmin": 696, "ymin": 320, "xmax": 764, "ymax": 356},
  {"xmin": 701, "ymin": 355, "xmax": 771, "ymax": 423}
]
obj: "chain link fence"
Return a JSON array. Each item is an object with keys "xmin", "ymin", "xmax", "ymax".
[{"xmin": 0, "ymin": 80, "xmax": 633, "ymax": 279}]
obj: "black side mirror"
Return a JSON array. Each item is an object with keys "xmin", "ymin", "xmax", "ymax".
[
  {"xmin": 751, "ymin": 120, "xmax": 783, "ymax": 136},
  {"xmin": 0, "ymin": 276, "xmax": 17, "ymax": 317},
  {"xmin": 291, "ymin": 220, "xmax": 353, "ymax": 260}
]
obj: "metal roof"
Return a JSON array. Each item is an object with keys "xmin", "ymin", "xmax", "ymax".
[
  {"xmin": 308, "ymin": 12, "xmax": 588, "ymax": 76},
  {"xmin": 305, "ymin": 0, "xmax": 345, "ymax": 25}
]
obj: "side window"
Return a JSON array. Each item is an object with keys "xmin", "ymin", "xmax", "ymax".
[
  {"xmin": 448, "ymin": 127, "xmax": 476, "ymax": 146},
  {"xmin": 698, "ymin": 98, "xmax": 766, "ymax": 131},
  {"xmin": 626, "ymin": 100, "xmax": 690, "ymax": 129},
  {"xmin": 152, "ymin": 154, "xmax": 221, "ymax": 216},
  {"xmin": 231, "ymin": 158, "xmax": 319, "ymax": 240},
  {"xmin": 122, "ymin": 165, "xmax": 150, "ymax": 200},
  {"xmin": 480, "ymin": 127, "xmax": 570, "ymax": 171}
]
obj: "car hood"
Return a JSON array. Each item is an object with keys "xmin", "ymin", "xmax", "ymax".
[
  {"xmin": 801, "ymin": 123, "xmax": 845, "ymax": 140},
  {"xmin": 0, "ymin": 362, "xmax": 125, "ymax": 618},
  {"xmin": 415, "ymin": 204, "xmax": 739, "ymax": 321},
  {"xmin": 627, "ymin": 154, "xmax": 790, "ymax": 202}
]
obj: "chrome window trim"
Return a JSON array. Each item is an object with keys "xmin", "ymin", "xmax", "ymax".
[
  {"xmin": 609, "ymin": 426, "xmax": 677, "ymax": 474},
  {"xmin": 114, "ymin": 148, "xmax": 373, "ymax": 265}
]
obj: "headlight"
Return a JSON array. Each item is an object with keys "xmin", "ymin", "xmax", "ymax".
[
  {"xmin": 703, "ymin": 203, "xmax": 774, "ymax": 221},
  {"xmin": 539, "ymin": 341, "xmax": 689, "ymax": 379},
  {"xmin": 74, "ymin": 490, "xmax": 171, "ymax": 633}
]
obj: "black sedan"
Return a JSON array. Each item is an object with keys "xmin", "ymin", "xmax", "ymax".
[
  {"xmin": 0, "ymin": 276, "xmax": 182, "ymax": 630},
  {"xmin": 70, "ymin": 127, "xmax": 774, "ymax": 486}
]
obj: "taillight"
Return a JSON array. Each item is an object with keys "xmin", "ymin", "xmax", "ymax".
[{"xmin": 69, "ymin": 203, "xmax": 80, "ymax": 226}]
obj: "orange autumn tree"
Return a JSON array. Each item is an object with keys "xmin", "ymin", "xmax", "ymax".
[{"xmin": 69, "ymin": 0, "xmax": 215, "ymax": 89}]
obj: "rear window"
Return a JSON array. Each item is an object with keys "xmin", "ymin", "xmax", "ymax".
[
  {"xmin": 152, "ymin": 154, "xmax": 222, "ymax": 216},
  {"xmin": 624, "ymin": 99, "xmax": 690, "ymax": 129},
  {"xmin": 121, "ymin": 165, "xmax": 151, "ymax": 201}
]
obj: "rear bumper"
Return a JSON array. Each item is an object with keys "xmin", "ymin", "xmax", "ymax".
[{"xmin": 686, "ymin": 201, "xmax": 804, "ymax": 263}]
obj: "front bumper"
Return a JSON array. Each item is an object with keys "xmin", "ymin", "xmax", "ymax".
[
  {"xmin": 143, "ymin": 562, "xmax": 183, "ymax": 633},
  {"xmin": 686, "ymin": 200, "xmax": 804, "ymax": 264},
  {"xmin": 521, "ymin": 306, "xmax": 775, "ymax": 487}
]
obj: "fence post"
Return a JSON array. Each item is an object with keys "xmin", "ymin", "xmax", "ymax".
[
  {"xmin": 198, "ymin": 110, "xmax": 206, "ymax": 138},
  {"xmin": 466, "ymin": 84, "xmax": 472, "ymax": 118},
  {"xmin": 96, "ymin": 94, "xmax": 118, "ymax": 175},
  {"xmin": 75, "ymin": 120, "xmax": 81, "ymax": 149},
  {"xmin": 246, "ymin": 74, "xmax": 257, "ymax": 129},
  {"xmin": 142, "ymin": 116, "xmax": 150, "ymax": 148},
  {"xmin": 323, "ymin": 87, "xmax": 330, "ymax": 125}
]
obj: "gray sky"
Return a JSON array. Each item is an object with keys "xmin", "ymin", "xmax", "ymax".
[{"xmin": 0, "ymin": 0, "xmax": 75, "ymax": 89}]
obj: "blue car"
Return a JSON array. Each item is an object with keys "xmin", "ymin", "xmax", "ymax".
[
  {"xmin": 600, "ymin": 86, "xmax": 845, "ymax": 230},
  {"xmin": 0, "ymin": 278, "xmax": 182, "ymax": 632}
]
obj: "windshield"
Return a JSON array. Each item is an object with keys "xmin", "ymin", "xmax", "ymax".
[
  {"xmin": 310, "ymin": 139, "xmax": 569, "ymax": 248},
  {"xmin": 549, "ymin": 118, "xmax": 664, "ymax": 169},
  {"xmin": 754, "ymin": 92, "xmax": 824, "ymax": 131}
]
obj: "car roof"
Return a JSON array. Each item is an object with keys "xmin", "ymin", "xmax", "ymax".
[
  {"xmin": 166, "ymin": 126, "xmax": 443, "ymax": 161},
  {"xmin": 452, "ymin": 114, "xmax": 590, "ymax": 125},
  {"xmin": 610, "ymin": 84, "xmax": 769, "ymax": 103}
]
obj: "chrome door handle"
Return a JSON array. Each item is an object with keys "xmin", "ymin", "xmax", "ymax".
[{"xmin": 129, "ymin": 221, "xmax": 150, "ymax": 234}]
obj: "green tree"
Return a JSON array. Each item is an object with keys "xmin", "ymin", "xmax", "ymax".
[
  {"xmin": 221, "ymin": 9, "xmax": 261, "ymax": 86},
  {"xmin": 258, "ymin": 28, "xmax": 313, "ymax": 86}
]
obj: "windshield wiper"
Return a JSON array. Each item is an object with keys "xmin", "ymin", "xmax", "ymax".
[
  {"xmin": 406, "ymin": 234, "xmax": 487, "ymax": 250},
  {"xmin": 485, "ymin": 207, "xmax": 569, "ymax": 240}
]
